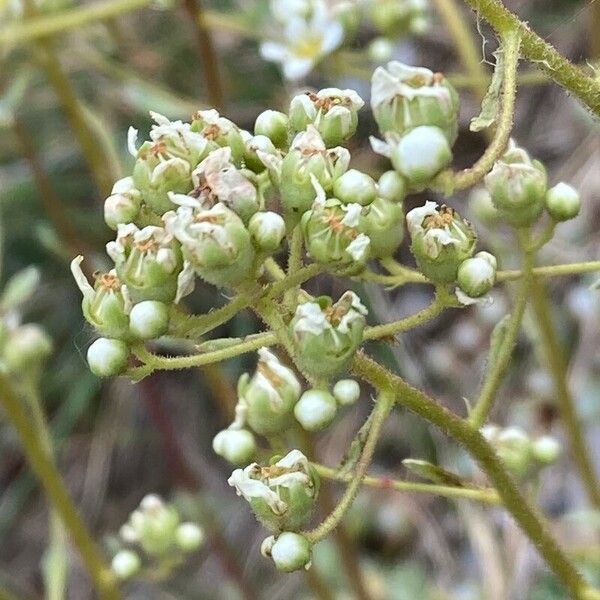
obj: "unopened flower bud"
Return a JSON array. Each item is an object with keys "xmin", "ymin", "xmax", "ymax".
[
  {"xmin": 457, "ymin": 252, "xmax": 497, "ymax": 299},
  {"xmin": 111, "ymin": 550, "xmax": 141, "ymax": 580},
  {"xmin": 371, "ymin": 61, "xmax": 459, "ymax": 142},
  {"xmin": 484, "ymin": 142, "xmax": 547, "ymax": 228},
  {"xmin": 333, "ymin": 169, "xmax": 377, "ymax": 206},
  {"xmin": 228, "ymin": 450, "xmax": 319, "ymax": 532},
  {"xmin": 378, "ymin": 170, "xmax": 406, "ymax": 204},
  {"xmin": 290, "ymin": 291, "xmax": 367, "ymax": 379},
  {"xmin": 249, "ymin": 211, "xmax": 286, "ymax": 253},
  {"xmin": 531, "ymin": 435, "xmax": 561, "ymax": 465},
  {"xmin": 368, "ymin": 37, "xmax": 394, "ymax": 63},
  {"xmin": 495, "ymin": 427, "xmax": 532, "ymax": 477},
  {"xmin": 369, "ymin": 0, "xmax": 428, "ymax": 37},
  {"xmin": 239, "ymin": 348, "xmax": 301, "ymax": 436},
  {"xmin": 407, "ymin": 202, "xmax": 476, "ymax": 283},
  {"xmin": 294, "ymin": 389, "xmax": 337, "ymax": 431},
  {"xmin": 71, "ymin": 256, "xmax": 132, "ymax": 339},
  {"xmin": 545, "ymin": 182, "xmax": 581, "ymax": 222},
  {"xmin": 386, "ymin": 126, "xmax": 452, "ymax": 186},
  {"xmin": 212, "ymin": 428, "xmax": 257, "ymax": 465},
  {"xmin": 269, "ymin": 532, "xmax": 312, "ymax": 572},
  {"xmin": 358, "ymin": 196, "xmax": 404, "ymax": 258},
  {"xmin": 280, "ymin": 127, "xmax": 350, "ymax": 220},
  {"xmin": 128, "ymin": 495, "xmax": 181, "ymax": 556},
  {"xmin": 104, "ymin": 177, "xmax": 142, "ymax": 229},
  {"xmin": 3, "ymin": 324, "xmax": 52, "ymax": 371},
  {"xmin": 129, "ymin": 300, "xmax": 169, "ymax": 340},
  {"xmin": 164, "ymin": 201, "xmax": 255, "ymax": 288},
  {"xmin": 255, "ymin": 110, "xmax": 289, "ymax": 149},
  {"xmin": 333, "ymin": 379, "xmax": 360, "ymax": 406},
  {"xmin": 243, "ymin": 134, "xmax": 279, "ymax": 173},
  {"xmin": 175, "ymin": 522, "xmax": 204, "ymax": 552},
  {"xmin": 87, "ymin": 338, "xmax": 129, "ymax": 377},
  {"xmin": 289, "ymin": 89, "xmax": 364, "ymax": 147}
]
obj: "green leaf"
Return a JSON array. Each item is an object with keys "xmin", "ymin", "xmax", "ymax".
[{"xmin": 488, "ymin": 314, "xmax": 511, "ymax": 368}]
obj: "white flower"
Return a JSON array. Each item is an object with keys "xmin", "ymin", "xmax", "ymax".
[{"xmin": 260, "ymin": 0, "xmax": 344, "ymax": 80}]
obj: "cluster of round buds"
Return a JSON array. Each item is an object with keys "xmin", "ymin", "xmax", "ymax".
[
  {"xmin": 370, "ymin": 62, "xmax": 459, "ymax": 190},
  {"xmin": 290, "ymin": 291, "xmax": 368, "ymax": 380},
  {"xmin": 258, "ymin": 0, "xmax": 429, "ymax": 82},
  {"xmin": 0, "ymin": 267, "xmax": 53, "ymax": 376},
  {"xmin": 294, "ymin": 378, "xmax": 361, "ymax": 431},
  {"xmin": 481, "ymin": 425, "xmax": 562, "ymax": 477},
  {"xmin": 485, "ymin": 141, "xmax": 582, "ymax": 228},
  {"xmin": 111, "ymin": 494, "xmax": 204, "ymax": 580},
  {"xmin": 228, "ymin": 450, "xmax": 319, "ymax": 533}
]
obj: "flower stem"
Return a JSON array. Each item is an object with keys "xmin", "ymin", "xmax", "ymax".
[
  {"xmin": 0, "ymin": 374, "xmax": 120, "ymax": 600},
  {"xmin": 529, "ymin": 277, "xmax": 600, "ymax": 508},
  {"xmin": 304, "ymin": 390, "xmax": 395, "ymax": 543},
  {"xmin": 351, "ymin": 353, "xmax": 593, "ymax": 599},
  {"xmin": 460, "ymin": 0, "xmax": 600, "ymax": 116},
  {"xmin": 314, "ymin": 464, "xmax": 500, "ymax": 504}
]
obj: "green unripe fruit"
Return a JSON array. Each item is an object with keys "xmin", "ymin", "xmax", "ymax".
[
  {"xmin": 129, "ymin": 301, "xmax": 169, "ymax": 340},
  {"xmin": 87, "ymin": 338, "xmax": 129, "ymax": 377},
  {"xmin": 358, "ymin": 196, "xmax": 404, "ymax": 258},
  {"xmin": 545, "ymin": 182, "xmax": 581, "ymax": 222},
  {"xmin": 294, "ymin": 389, "xmax": 338, "ymax": 431}
]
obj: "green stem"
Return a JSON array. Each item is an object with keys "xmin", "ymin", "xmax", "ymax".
[
  {"xmin": 529, "ymin": 278, "xmax": 600, "ymax": 508},
  {"xmin": 284, "ymin": 226, "xmax": 304, "ymax": 311},
  {"xmin": 469, "ymin": 247, "xmax": 534, "ymax": 428},
  {"xmin": 460, "ymin": 0, "xmax": 600, "ymax": 116},
  {"xmin": 497, "ymin": 261, "xmax": 600, "ymax": 282},
  {"xmin": 434, "ymin": 29, "xmax": 521, "ymax": 194},
  {"xmin": 314, "ymin": 464, "xmax": 500, "ymax": 504},
  {"xmin": 351, "ymin": 353, "xmax": 593, "ymax": 599},
  {"xmin": 0, "ymin": 374, "xmax": 119, "ymax": 600},
  {"xmin": 304, "ymin": 390, "xmax": 395, "ymax": 543}
]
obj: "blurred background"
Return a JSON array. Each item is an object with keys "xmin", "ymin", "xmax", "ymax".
[{"xmin": 1, "ymin": 0, "xmax": 600, "ymax": 598}]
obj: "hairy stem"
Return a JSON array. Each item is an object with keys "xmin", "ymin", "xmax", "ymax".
[
  {"xmin": 461, "ymin": 0, "xmax": 600, "ymax": 116},
  {"xmin": 305, "ymin": 390, "xmax": 395, "ymax": 543},
  {"xmin": 529, "ymin": 278, "xmax": 600, "ymax": 507},
  {"xmin": 0, "ymin": 374, "xmax": 119, "ymax": 600},
  {"xmin": 352, "ymin": 353, "xmax": 593, "ymax": 599}
]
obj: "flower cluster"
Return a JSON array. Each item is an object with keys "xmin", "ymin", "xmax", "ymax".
[
  {"xmin": 259, "ymin": 0, "xmax": 429, "ymax": 80},
  {"xmin": 111, "ymin": 494, "xmax": 204, "ymax": 581}
]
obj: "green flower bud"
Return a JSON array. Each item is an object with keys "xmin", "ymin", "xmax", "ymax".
[
  {"xmin": 290, "ymin": 291, "xmax": 368, "ymax": 379},
  {"xmin": 289, "ymin": 89, "xmax": 364, "ymax": 147},
  {"xmin": 190, "ymin": 147, "xmax": 259, "ymax": 224},
  {"xmin": 175, "ymin": 523, "xmax": 205, "ymax": 552},
  {"xmin": 370, "ymin": 61, "xmax": 459, "ymax": 142},
  {"xmin": 372, "ymin": 127, "xmax": 452, "ymax": 187},
  {"xmin": 367, "ymin": 37, "xmax": 394, "ymax": 64},
  {"xmin": 484, "ymin": 142, "xmax": 547, "ymax": 227},
  {"xmin": 228, "ymin": 450, "xmax": 319, "ymax": 532},
  {"xmin": 491, "ymin": 426, "xmax": 532, "ymax": 477},
  {"xmin": 333, "ymin": 169, "xmax": 377, "ymax": 206},
  {"xmin": 129, "ymin": 300, "xmax": 169, "ymax": 340},
  {"xmin": 212, "ymin": 428, "xmax": 257, "ymax": 465},
  {"xmin": 545, "ymin": 182, "xmax": 581, "ymax": 222},
  {"xmin": 243, "ymin": 133, "xmax": 279, "ymax": 174},
  {"xmin": 104, "ymin": 177, "xmax": 142, "ymax": 230},
  {"xmin": 128, "ymin": 494, "xmax": 181, "ymax": 556},
  {"xmin": 456, "ymin": 251, "xmax": 497, "ymax": 299},
  {"xmin": 378, "ymin": 170, "xmax": 406, "ymax": 204},
  {"xmin": 531, "ymin": 435, "xmax": 561, "ymax": 465},
  {"xmin": 71, "ymin": 256, "xmax": 131, "ymax": 339},
  {"xmin": 301, "ymin": 178, "xmax": 371, "ymax": 272},
  {"xmin": 279, "ymin": 126, "xmax": 350, "ymax": 220},
  {"xmin": 407, "ymin": 202, "xmax": 477, "ymax": 283},
  {"xmin": 239, "ymin": 348, "xmax": 301, "ymax": 436},
  {"xmin": 106, "ymin": 224, "xmax": 187, "ymax": 304},
  {"xmin": 333, "ymin": 379, "xmax": 360, "ymax": 406},
  {"xmin": 255, "ymin": 110, "xmax": 289, "ymax": 149},
  {"xmin": 249, "ymin": 211, "xmax": 286, "ymax": 253},
  {"xmin": 164, "ymin": 200, "xmax": 255, "ymax": 289},
  {"xmin": 87, "ymin": 338, "xmax": 129, "ymax": 377},
  {"xmin": 294, "ymin": 389, "xmax": 337, "ymax": 431},
  {"xmin": 469, "ymin": 187, "xmax": 499, "ymax": 226},
  {"xmin": 111, "ymin": 550, "xmax": 141, "ymax": 580},
  {"xmin": 3, "ymin": 324, "xmax": 52, "ymax": 372},
  {"xmin": 190, "ymin": 109, "xmax": 246, "ymax": 164},
  {"xmin": 358, "ymin": 196, "xmax": 404, "ymax": 258},
  {"xmin": 262, "ymin": 532, "xmax": 312, "ymax": 572}
]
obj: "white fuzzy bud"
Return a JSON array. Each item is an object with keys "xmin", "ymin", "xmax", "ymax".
[
  {"xmin": 332, "ymin": 379, "xmax": 360, "ymax": 406},
  {"xmin": 129, "ymin": 300, "xmax": 169, "ymax": 340},
  {"xmin": 87, "ymin": 338, "xmax": 129, "ymax": 377},
  {"xmin": 270, "ymin": 532, "xmax": 312, "ymax": 572},
  {"xmin": 175, "ymin": 522, "xmax": 205, "ymax": 552},
  {"xmin": 111, "ymin": 550, "xmax": 141, "ymax": 580},
  {"xmin": 248, "ymin": 211, "xmax": 286, "ymax": 252},
  {"xmin": 333, "ymin": 169, "xmax": 377, "ymax": 206},
  {"xmin": 294, "ymin": 389, "xmax": 337, "ymax": 431},
  {"xmin": 545, "ymin": 182, "xmax": 581, "ymax": 222},
  {"xmin": 212, "ymin": 428, "xmax": 257, "ymax": 465}
]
